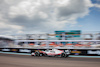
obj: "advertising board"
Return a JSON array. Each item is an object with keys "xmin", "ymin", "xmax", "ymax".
[
  {"xmin": 0, "ymin": 48, "xmax": 100, "ymax": 56},
  {"xmin": 88, "ymin": 50, "xmax": 100, "ymax": 55},
  {"xmin": 19, "ymin": 49, "xmax": 31, "ymax": 53}
]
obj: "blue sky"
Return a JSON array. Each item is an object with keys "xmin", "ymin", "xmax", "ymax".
[
  {"xmin": 91, "ymin": 0, "xmax": 100, "ymax": 4},
  {"xmin": 66, "ymin": 0, "xmax": 100, "ymax": 32},
  {"xmin": 78, "ymin": 7, "xmax": 100, "ymax": 31}
]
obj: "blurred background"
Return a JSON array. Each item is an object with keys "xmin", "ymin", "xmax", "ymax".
[{"xmin": 0, "ymin": 30, "xmax": 100, "ymax": 49}]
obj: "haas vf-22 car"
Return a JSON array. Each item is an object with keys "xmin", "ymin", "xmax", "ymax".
[{"xmin": 31, "ymin": 49, "xmax": 71, "ymax": 58}]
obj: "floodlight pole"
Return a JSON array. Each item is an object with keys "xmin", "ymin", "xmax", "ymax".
[
  {"xmin": 46, "ymin": 40, "xmax": 49, "ymax": 50},
  {"xmin": 62, "ymin": 33, "xmax": 65, "ymax": 40}
]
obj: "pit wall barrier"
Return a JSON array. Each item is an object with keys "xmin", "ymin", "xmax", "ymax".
[{"xmin": 0, "ymin": 48, "xmax": 100, "ymax": 56}]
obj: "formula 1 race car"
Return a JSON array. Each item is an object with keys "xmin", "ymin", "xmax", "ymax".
[{"xmin": 31, "ymin": 49, "xmax": 71, "ymax": 58}]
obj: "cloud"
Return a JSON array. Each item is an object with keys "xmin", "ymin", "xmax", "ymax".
[
  {"xmin": 94, "ymin": 4, "xmax": 100, "ymax": 8},
  {"xmin": 91, "ymin": 0, "xmax": 100, "ymax": 8},
  {"xmin": 0, "ymin": 0, "xmax": 94, "ymax": 35}
]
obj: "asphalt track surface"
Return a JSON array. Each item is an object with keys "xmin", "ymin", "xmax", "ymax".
[{"xmin": 0, "ymin": 54, "xmax": 100, "ymax": 67}]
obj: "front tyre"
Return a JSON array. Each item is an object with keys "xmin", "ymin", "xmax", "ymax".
[
  {"xmin": 66, "ymin": 55, "xmax": 69, "ymax": 57},
  {"xmin": 61, "ymin": 53, "xmax": 67, "ymax": 58}
]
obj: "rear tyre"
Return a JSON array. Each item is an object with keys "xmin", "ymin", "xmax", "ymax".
[{"xmin": 35, "ymin": 52, "xmax": 40, "ymax": 56}]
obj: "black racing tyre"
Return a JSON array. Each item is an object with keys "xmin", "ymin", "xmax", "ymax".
[
  {"xmin": 61, "ymin": 53, "xmax": 67, "ymax": 58},
  {"xmin": 35, "ymin": 52, "xmax": 40, "ymax": 56}
]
